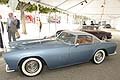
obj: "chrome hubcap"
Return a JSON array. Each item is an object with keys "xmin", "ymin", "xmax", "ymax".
[
  {"xmin": 95, "ymin": 52, "xmax": 104, "ymax": 62},
  {"xmin": 25, "ymin": 60, "xmax": 39, "ymax": 73}
]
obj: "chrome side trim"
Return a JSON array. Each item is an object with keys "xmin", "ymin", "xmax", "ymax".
[
  {"xmin": 6, "ymin": 65, "xmax": 15, "ymax": 72},
  {"xmin": 108, "ymin": 51, "xmax": 117, "ymax": 56}
]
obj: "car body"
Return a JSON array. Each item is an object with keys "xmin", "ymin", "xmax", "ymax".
[
  {"xmin": 56, "ymin": 29, "xmax": 112, "ymax": 40},
  {"xmin": 81, "ymin": 30, "xmax": 112, "ymax": 40},
  {"xmin": 104, "ymin": 24, "xmax": 111, "ymax": 28},
  {"xmin": 4, "ymin": 31, "xmax": 117, "ymax": 76},
  {"xmin": 81, "ymin": 25, "xmax": 112, "ymax": 40}
]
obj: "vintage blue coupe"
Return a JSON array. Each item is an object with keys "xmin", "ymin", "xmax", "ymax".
[{"xmin": 4, "ymin": 31, "xmax": 117, "ymax": 76}]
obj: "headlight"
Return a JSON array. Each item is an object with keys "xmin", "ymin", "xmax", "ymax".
[{"xmin": 4, "ymin": 45, "xmax": 15, "ymax": 52}]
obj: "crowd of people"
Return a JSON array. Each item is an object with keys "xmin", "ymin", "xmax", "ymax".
[
  {"xmin": 0, "ymin": 13, "xmax": 20, "ymax": 51},
  {"xmin": 0, "ymin": 12, "xmax": 42, "ymax": 52}
]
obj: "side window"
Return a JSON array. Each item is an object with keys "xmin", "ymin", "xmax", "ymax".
[
  {"xmin": 76, "ymin": 35, "xmax": 93, "ymax": 44},
  {"xmin": 93, "ymin": 37, "xmax": 100, "ymax": 43},
  {"xmin": 57, "ymin": 32, "xmax": 76, "ymax": 44}
]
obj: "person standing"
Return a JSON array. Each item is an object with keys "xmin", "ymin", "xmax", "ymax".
[
  {"xmin": 14, "ymin": 16, "xmax": 20, "ymax": 38},
  {"xmin": 0, "ymin": 14, "xmax": 4, "ymax": 50},
  {"xmin": 38, "ymin": 18, "xmax": 42, "ymax": 32},
  {"xmin": 7, "ymin": 13, "xmax": 17, "ymax": 42}
]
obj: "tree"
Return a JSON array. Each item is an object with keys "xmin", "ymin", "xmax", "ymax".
[
  {"xmin": 1, "ymin": 0, "xmax": 36, "ymax": 34},
  {"xmin": 38, "ymin": 4, "xmax": 59, "ymax": 13},
  {"xmin": 0, "ymin": 0, "xmax": 59, "ymax": 34},
  {"xmin": 17, "ymin": 2, "xmax": 59, "ymax": 34},
  {"xmin": 0, "ymin": 0, "xmax": 29, "ymax": 34},
  {"xmin": 0, "ymin": 0, "xmax": 8, "ymax": 4},
  {"xmin": 17, "ymin": 1, "xmax": 31, "ymax": 34}
]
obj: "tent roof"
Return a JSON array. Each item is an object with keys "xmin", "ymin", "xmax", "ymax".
[{"xmin": 32, "ymin": 0, "xmax": 120, "ymax": 20}]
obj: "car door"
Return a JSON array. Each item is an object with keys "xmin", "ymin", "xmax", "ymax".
[
  {"xmin": 69, "ymin": 35, "xmax": 95, "ymax": 64},
  {"xmin": 45, "ymin": 32, "xmax": 75, "ymax": 68}
]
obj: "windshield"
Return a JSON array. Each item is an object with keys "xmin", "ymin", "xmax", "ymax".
[{"xmin": 57, "ymin": 32, "xmax": 76, "ymax": 44}]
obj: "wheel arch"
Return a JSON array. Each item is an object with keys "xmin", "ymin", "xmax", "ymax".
[
  {"xmin": 102, "ymin": 49, "xmax": 108, "ymax": 56},
  {"xmin": 91, "ymin": 48, "xmax": 108, "ymax": 61},
  {"xmin": 94, "ymin": 49, "xmax": 108, "ymax": 56},
  {"xmin": 91, "ymin": 49, "xmax": 107, "ymax": 64},
  {"xmin": 18, "ymin": 56, "xmax": 48, "ymax": 68}
]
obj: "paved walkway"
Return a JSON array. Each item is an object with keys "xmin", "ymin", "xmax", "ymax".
[{"xmin": 0, "ymin": 31, "xmax": 120, "ymax": 80}]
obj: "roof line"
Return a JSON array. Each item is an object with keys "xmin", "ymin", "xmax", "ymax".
[
  {"xmin": 83, "ymin": 14, "xmax": 120, "ymax": 15},
  {"xmin": 76, "ymin": 0, "xmax": 96, "ymax": 13},
  {"xmin": 66, "ymin": 0, "xmax": 87, "ymax": 11},
  {"xmin": 37, "ymin": 1, "xmax": 73, "ymax": 14},
  {"xmin": 55, "ymin": 0, "xmax": 69, "ymax": 7}
]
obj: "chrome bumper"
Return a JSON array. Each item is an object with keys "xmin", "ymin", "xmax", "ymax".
[
  {"xmin": 6, "ymin": 65, "xmax": 15, "ymax": 72},
  {"xmin": 108, "ymin": 51, "xmax": 117, "ymax": 56}
]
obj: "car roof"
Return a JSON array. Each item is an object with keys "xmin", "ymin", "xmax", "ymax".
[{"xmin": 63, "ymin": 30, "xmax": 93, "ymax": 36}]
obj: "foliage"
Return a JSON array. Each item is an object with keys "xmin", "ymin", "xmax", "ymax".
[
  {"xmin": 0, "ymin": 0, "xmax": 8, "ymax": 4},
  {"xmin": 16, "ymin": 2, "xmax": 59, "ymax": 13},
  {"xmin": 38, "ymin": 4, "xmax": 59, "ymax": 13},
  {"xmin": 0, "ymin": 0, "xmax": 59, "ymax": 13},
  {"xmin": 16, "ymin": 1, "xmax": 31, "ymax": 10},
  {"xmin": 26, "ymin": 4, "xmax": 37, "ymax": 12}
]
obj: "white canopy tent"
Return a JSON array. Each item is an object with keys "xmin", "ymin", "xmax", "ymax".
[
  {"xmin": 34, "ymin": 0, "xmax": 120, "ymax": 30},
  {"xmin": 18, "ymin": 0, "xmax": 120, "ymax": 30},
  {"xmin": 29, "ymin": 0, "xmax": 120, "ymax": 20}
]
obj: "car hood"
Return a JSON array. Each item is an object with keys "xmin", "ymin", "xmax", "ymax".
[{"xmin": 8, "ymin": 39, "xmax": 69, "ymax": 52}]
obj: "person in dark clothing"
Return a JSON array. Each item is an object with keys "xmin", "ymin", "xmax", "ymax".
[
  {"xmin": 91, "ymin": 21, "xmax": 94, "ymax": 25},
  {"xmin": 0, "ymin": 14, "xmax": 4, "ymax": 49},
  {"xmin": 14, "ymin": 16, "xmax": 20, "ymax": 29},
  {"xmin": 38, "ymin": 18, "xmax": 42, "ymax": 32},
  {"xmin": 7, "ymin": 13, "xmax": 17, "ymax": 42},
  {"xmin": 14, "ymin": 16, "xmax": 20, "ymax": 38},
  {"xmin": 83, "ymin": 21, "xmax": 86, "ymax": 25}
]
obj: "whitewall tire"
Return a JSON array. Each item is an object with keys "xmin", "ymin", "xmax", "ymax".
[
  {"xmin": 20, "ymin": 58, "xmax": 43, "ymax": 77},
  {"xmin": 93, "ymin": 50, "xmax": 106, "ymax": 64}
]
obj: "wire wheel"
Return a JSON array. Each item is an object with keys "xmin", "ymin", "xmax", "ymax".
[
  {"xmin": 20, "ymin": 58, "xmax": 43, "ymax": 77},
  {"xmin": 93, "ymin": 50, "xmax": 106, "ymax": 64}
]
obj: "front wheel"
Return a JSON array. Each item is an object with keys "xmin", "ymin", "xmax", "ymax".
[
  {"xmin": 93, "ymin": 50, "xmax": 106, "ymax": 64},
  {"xmin": 20, "ymin": 58, "xmax": 43, "ymax": 77}
]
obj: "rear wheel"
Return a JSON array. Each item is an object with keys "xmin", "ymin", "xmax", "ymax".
[
  {"xmin": 93, "ymin": 50, "xmax": 106, "ymax": 64},
  {"xmin": 20, "ymin": 58, "xmax": 43, "ymax": 77}
]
